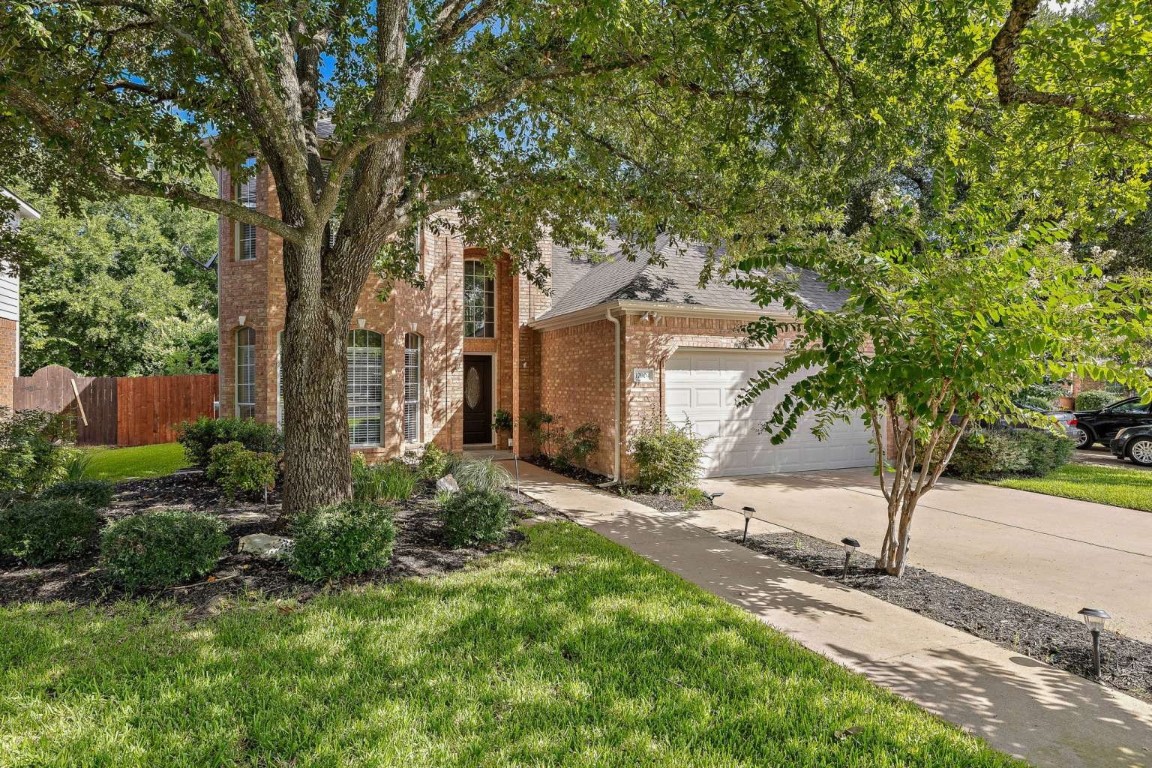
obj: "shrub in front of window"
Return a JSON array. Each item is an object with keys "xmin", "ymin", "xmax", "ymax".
[
  {"xmin": 42, "ymin": 479, "xmax": 115, "ymax": 509},
  {"xmin": 452, "ymin": 458, "xmax": 511, "ymax": 494},
  {"xmin": 440, "ymin": 490, "xmax": 512, "ymax": 547},
  {"xmin": 177, "ymin": 416, "xmax": 284, "ymax": 467},
  {"xmin": 0, "ymin": 498, "xmax": 101, "ymax": 565},
  {"xmin": 289, "ymin": 501, "xmax": 396, "ymax": 582},
  {"xmin": 206, "ymin": 441, "xmax": 278, "ymax": 502},
  {"xmin": 0, "ymin": 407, "xmax": 73, "ymax": 501},
  {"xmin": 352, "ymin": 457, "xmax": 418, "ymax": 502},
  {"xmin": 1075, "ymin": 390, "xmax": 1120, "ymax": 412},
  {"xmin": 100, "ymin": 510, "xmax": 229, "ymax": 591},
  {"xmin": 629, "ymin": 418, "xmax": 711, "ymax": 494}
]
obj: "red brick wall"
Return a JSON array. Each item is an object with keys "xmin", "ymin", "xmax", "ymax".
[{"xmin": 0, "ymin": 317, "xmax": 16, "ymax": 411}]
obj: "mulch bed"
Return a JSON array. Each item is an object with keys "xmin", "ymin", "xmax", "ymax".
[
  {"xmin": 722, "ymin": 528, "xmax": 1152, "ymax": 702},
  {"xmin": 522, "ymin": 456, "xmax": 717, "ymax": 513},
  {"xmin": 0, "ymin": 470, "xmax": 559, "ymax": 619}
]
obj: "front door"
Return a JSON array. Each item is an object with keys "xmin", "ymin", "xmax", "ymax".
[{"xmin": 463, "ymin": 355, "xmax": 493, "ymax": 445}]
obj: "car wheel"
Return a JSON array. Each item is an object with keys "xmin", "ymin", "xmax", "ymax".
[
  {"xmin": 1128, "ymin": 438, "xmax": 1152, "ymax": 467},
  {"xmin": 1074, "ymin": 428, "xmax": 1095, "ymax": 449}
]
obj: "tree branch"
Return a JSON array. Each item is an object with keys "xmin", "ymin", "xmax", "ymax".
[{"xmin": 970, "ymin": 0, "xmax": 1152, "ymax": 131}]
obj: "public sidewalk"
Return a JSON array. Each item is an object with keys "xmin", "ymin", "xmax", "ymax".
[{"xmin": 505, "ymin": 461, "xmax": 1152, "ymax": 768}]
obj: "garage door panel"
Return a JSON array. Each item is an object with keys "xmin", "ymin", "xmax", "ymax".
[{"xmin": 665, "ymin": 349, "xmax": 874, "ymax": 477}]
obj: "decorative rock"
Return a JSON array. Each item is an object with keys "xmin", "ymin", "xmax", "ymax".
[
  {"xmin": 238, "ymin": 533, "xmax": 293, "ymax": 559},
  {"xmin": 436, "ymin": 474, "xmax": 460, "ymax": 494}
]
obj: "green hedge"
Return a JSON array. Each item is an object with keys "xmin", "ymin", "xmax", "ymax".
[
  {"xmin": 177, "ymin": 417, "xmax": 283, "ymax": 468},
  {"xmin": 100, "ymin": 510, "xmax": 229, "ymax": 591},
  {"xmin": 42, "ymin": 479, "xmax": 115, "ymax": 509},
  {"xmin": 289, "ymin": 501, "xmax": 396, "ymax": 582},
  {"xmin": 1074, "ymin": 390, "xmax": 1121, "ymax": 412},
  {"xmin": 0, "ymin": 498, "xmax": 101, "ymax": 565},
  {"xmin": 945, "ymin": 428, "xmax": 1073, "ymax": 481},
  {"xmin": 441, "ymin": 490, "xmax": 512, "ymax": 547}
]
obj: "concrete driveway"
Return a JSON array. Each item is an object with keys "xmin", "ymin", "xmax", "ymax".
[{"xmin": 701, "ymin": 468, "xmax": 1152, "ymax": 643}]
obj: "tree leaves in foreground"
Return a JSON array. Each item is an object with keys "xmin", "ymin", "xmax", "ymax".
[{"xmin": 16, "ymin": 192, "xmax": 217, "ymax": 377}]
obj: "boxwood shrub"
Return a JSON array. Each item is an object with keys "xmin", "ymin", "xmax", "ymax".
[
  {"xmin": 100, "ymin": 510, "xmax": 229, "ymax": 591},
  {"xmin": 0, "ymin": 498, "xmax": 101, "ymax": 565},
  {"xmin": 629, "ymin": 418, "xmax": 710, "ymax": 493},
  {"xmin": 177, "ymin": 416, "xmax": 284, "ymax": 468},
  {"xmin": 944, "ymin": 428, "xmax": 1073, "ymax": 481},
  {"xmin": 440, "ymin": 490, "xmax": 512, "ymax": 547},
  {"xmin": 42, "ymin": 479, "xmax": 115, "ymax": 509},
  {"xmin": 290, "ymin": 501, "xmax": 396, "ymax": 582},
  {"xmin": 1074, "ymin": 390, "xmax": 1121, "ymax": 412}
]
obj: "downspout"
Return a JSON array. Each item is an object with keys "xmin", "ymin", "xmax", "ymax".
[{"xmin": 602, "ymin": 307, "xmax": 622, "ymax": 485}]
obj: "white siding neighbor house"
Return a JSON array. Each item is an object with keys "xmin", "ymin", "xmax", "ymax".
[{"xmin": 1, "ymin": 189, "xmax": 41, "ymax": 410}]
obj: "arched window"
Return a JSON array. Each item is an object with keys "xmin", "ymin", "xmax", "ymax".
[
  {"xmin": 347, "ymin": 329, "xmax": 383, "ymax": 446},
  {"xmin": 235, "ymin": 327, "xmax": 256, "ymax": 419},
  {"xmin": 463, "ymin": 260, "xmax": 494, "ymax": 337},
  {"xmin": 403, "ymin": 333, "xmax": 422, "ymax": 443}
]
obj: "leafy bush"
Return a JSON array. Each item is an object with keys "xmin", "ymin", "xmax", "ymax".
[
  {"xmin": 629, "ymin": 418, "xmax": 710, "ymax": 494},
  {"xmin": 1075, "ymin": 390, "xmax": 1120, "ymax": 412},
  {"xmin": 0, "ymin": 498, "xmax": 101, "ymax": 565},
  {"xmin": 206, "ymin": 441, "xmax": 278, "ymax": 501},
  {"xmin": 440, "ymin": 490, "xmax": 512, "ymax": 547},
  {"xmin": 522, "ymin": 411, "xmax": 556, "ymax": 453},
  {"xmin": 42, "ymin": 479, "xmax": 115, "ymax": 509},
  {"xmin": 417, "ymin": 443, "xmax": 454, "ymax": 481},
  {"xmin": 0, "ymin": 408, "xmax": 72, "ymax": 500},
  {"xmin": 554, "ymin": 423, "xmax": 601, "ymax": 469},
  {"xmin": 61, "ymin": 450, "xmax": 93, "ymax": 482},
  {"xmin": 1014, "ymin": 382, "xmax": 1067, "ymax": 411},
  {"xmin": 177, "ymin": 416, "xmax": 283, "ymax": 468},
  {"xmin": 100, "ymin": 510, "xmax": 229, "ymax": 591},
  {"xmin": 493, "ymin": 409, "xmax": 514, "ymax": 433},
  {"xmin": 289, "ymin": 501, "xmax": 396, "ymax": 582},
  {"xmin": 452, "ymin": 458, "xmax": 511, "ymax": 493},
  {"xmin": 944, "ymin": 428, "xmax": 1072, "ymax": 480},
  {"xmin": 352, "ymin": 457, "xmax": 419, "ymax": 502}
]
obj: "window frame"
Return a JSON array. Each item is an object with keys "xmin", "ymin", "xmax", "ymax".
[
  {"xmin": 403, "ymin": 333, "xmax": 423, "ymax": 444},
  {"xmin": 234, "ymin": 176, "xmax": 258, "ymax": 262},
  {"xmin": 463, "ymin": 259, "xmax": 495, "ymax": 338},
  {"xmin": 347, "ymin": 328, "xmax": 384, "ymax": 447},
  {"xmin": 235, "ymin": 326, "xmax": 256, "ymax": 419}
]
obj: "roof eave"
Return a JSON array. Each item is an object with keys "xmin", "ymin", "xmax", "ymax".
[
  {"xmin": 529, "ymin": 299, "xmax": 792, "ymax": 331},
  {"xmin": 2, "ymin": 189, "xmax": 40, "ymax": 220}
]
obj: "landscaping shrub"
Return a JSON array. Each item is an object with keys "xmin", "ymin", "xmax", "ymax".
[
  {"xmin": 440, "ymin": 490, "xmax": 512, "ymax": 547},
  {"xmin": 205, "ymin": 441, "xmax": 278, "ymax": 502},
  {"xmin": 100, "ymin": 510, "xmax": 229, "ymax": 591},
  {"xmin": 1075, "ymin": 390, "xmax": 1120, "ymax": 412},
  {"xmin": 177, "ymin": 416, "xmax": 284, "ymax": 467},
  {"xmin": 944, "ymin": 428, "xmax": 1072, "ymax": 480},
  {"xmin": 61, "ymin": 450, "xmax": 93, "ymax": 482},
  {"xmin": 523, "ymin": 411, "xmax": 556, "ymax": 453},
  {"xmin": 289, "ymin": 501, "xmax": 396, "ymax": 582},
  {"xmin": 452, "ymin": 458, "xmax": 511, "ymax": 493},
  {"xmin": 417, "ymin": 443, "xmax": 454, "ymax": 481},
  {"xmin": 0, "ymin": 498, "xmax": 101, "ymax": 565},
  {"xmin": 629, "ymin": 418, "xmax": 710, "ymax": 494},
  {"xmin": 42, "ymin": 479, "xmax": 115, "ymax": 509},
  {"xmin": 352, "ymin": 457, "xmax": 419, "ymax": 502},
  {"xmin": 0, "ymin": 407, "xmax": 72, "ymax": 501},
  {"xmin": 554, "ymin": 423, "xmax": 601, "ymax": 469}
]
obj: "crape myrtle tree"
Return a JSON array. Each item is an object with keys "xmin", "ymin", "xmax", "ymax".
[
  {"xmin": 0, "ymin": 0, "xmax": 833, "ymax": 514},
  {"xmin": 729, "ymin": 0, "xmax": 1152, "ymax": 576}
]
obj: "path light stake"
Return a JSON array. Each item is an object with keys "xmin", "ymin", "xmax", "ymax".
[
  {"xmin": 1078, "ymin": 608, "xmax": 1111, "ymax": 679},
  {"xmin": 741, "ymin": 506, "xmax": 755, "ymax": 544},
  {"xmin": 707, "ymin": 491, "xmax": 724, "ymax": 505},
  {"xmin": 841, "ymin": 538, "xmax": 861, "ymax": 580},
  {"xmin": 513, "ymin": 453, "xmax": 521, "ymax": 498}
]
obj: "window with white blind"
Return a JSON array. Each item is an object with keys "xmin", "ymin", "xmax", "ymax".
[
  {"xmin": 403, "ymin": 333, "xmax": 422, "ymax": 443},
  {"xmin": 236, "ymin": 327, "xmax": 256, "ymax": 419},
  {"xmin": 235, "ymin": 177, "xmax": 257, "ymax": 261},
  {"xmin": 276, "ymin": 330, "xmax": 284, "ymax": 429},
  {"xmin": 347, "ymin": 329, "xmax": 383, "ymax": 446},
  {"xmin": 463, "ymin": 260, "xmax": 495, "ymax": 337}
]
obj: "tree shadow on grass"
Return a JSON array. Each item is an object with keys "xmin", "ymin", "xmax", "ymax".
[{"xmin": 0, "ymin": 524, "xmax": 1021, "ymax": 768}]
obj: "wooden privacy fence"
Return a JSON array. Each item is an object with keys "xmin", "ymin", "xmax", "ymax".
[{"xmin": 12, "ymin": 365, "xmax": 217, "ymax": 446}]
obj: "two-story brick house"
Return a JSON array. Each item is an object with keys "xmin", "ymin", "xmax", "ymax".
[{"xmin": 216, "ymin": 171, "xmax": 875, "ymax": 481}]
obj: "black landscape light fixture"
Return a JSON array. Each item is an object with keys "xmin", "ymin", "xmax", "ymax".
[
  {"xmin": 840, "ymin": 537, "xmax": 861, "ymax": 580},
  {"xmin": 741, "ymin": 506, "xmax": 755, "ymax": 544},
  {"xmin": 1078, "ymin": 608, "xmax": 1111, "ymax": 679},
  {"xmin": 706, "ymin": 491, "xmax": 724, "ymax": 505}
]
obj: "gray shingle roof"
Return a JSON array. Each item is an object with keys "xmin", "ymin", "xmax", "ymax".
[{"xmin": 538, "ymin": 236, "xmax": 846, "ymax": 321}]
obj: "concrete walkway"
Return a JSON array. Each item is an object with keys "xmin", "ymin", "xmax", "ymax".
[
  {"xmin": 505, "ymin": 462, "xmax": 1152, "ymax": 768},
  {"xmin": 701, "ymin": 468, "xmax": 1152, "ymax": 643}
]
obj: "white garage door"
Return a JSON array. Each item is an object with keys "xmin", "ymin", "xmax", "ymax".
[{"xmin": 664, "ymin": 349, "xmax": 875, "ymax": 477}]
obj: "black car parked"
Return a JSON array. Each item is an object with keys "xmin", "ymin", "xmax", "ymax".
[
  {"xmin": 1110, "ymin": 426, "xmax": 1152, "ymax": 467},
  {"xmin": 1070, "ymin": 397, "xmax": 1152, "ymax": 449}
]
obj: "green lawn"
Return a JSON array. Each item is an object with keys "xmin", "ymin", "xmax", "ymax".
[
  {"xmin": 995, "ymin": 461, "xmax": 1152, "ymax": 512},
  {"xmin": 0, "ymin": 523, "xmax": 1019, "ymax": 767},
  {"xmin": 82, "ymin": 442, "xmax": 189, "ymax": 482}
]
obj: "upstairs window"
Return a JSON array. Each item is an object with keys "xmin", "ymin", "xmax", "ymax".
[
  {"xmin": 347, "ymin": 329, "xmax": 383, "ymax": 446},
  {"xmin": 403, "ymin": 333, "xmax": 422, "ymax": 443},
  {"xmin": 463, "ymin": 260, "xmax": 494, "ymax": 338},
  {"xmin": 235, "ymin": 177, "xmax": 257, "ymax": 261},
  {"xmin": 235, "ymin": 327, "xmax": 256, "ymax": 419}
]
